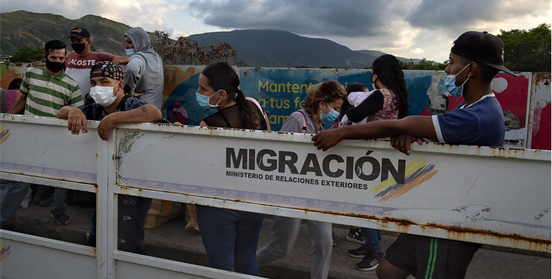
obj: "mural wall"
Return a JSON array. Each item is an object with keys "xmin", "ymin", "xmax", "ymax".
[{"xmin": 1, "ymin": 64, "xmax": 550, "ymax": 150}]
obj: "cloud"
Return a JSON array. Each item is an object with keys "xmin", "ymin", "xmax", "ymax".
[
  {"xmin": 188, "ymin": 0, "xmax": 416, "ymax": 37},
  {"xmin": 2, "ymin": 0, "xmax": 550, "ymax": 62},
  {"xmin": 406, "ymin": 0, "xmax": 550, "ymax": 30},
  {"xmin": 411, "ymin": 48, "xmax": 425, "ymax": 55}
]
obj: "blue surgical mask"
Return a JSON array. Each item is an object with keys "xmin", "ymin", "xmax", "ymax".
[
  {"xmin": 444, "ymin": 63, "xmax": 471, "ymax": 97},
  {"xmin": 125, "ymin": 48, "xmax": 135, "ymax": 57},
  {"xmin": 321, "ymin": 103, "xmax": 340, "ymax": 129},
  {"xmin": 196, "ymin": 90, "xmax": 221, "ymax": 109}
]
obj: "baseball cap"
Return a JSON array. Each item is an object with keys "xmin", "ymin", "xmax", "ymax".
[
  {"xmin": 90, "ymin": 61, "xmax": 124, "ymax": 81},
  {"xmin": 451, "ymin": 31, "xmax": 517, "ymax": 76},
  {"xmin": 68, "ymin": 27, "xmax": 91, "ymax": 40}
]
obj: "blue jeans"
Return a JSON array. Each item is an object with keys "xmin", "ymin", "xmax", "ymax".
[
  {"xmin": 0, "ymin": 182, "xmax": 66, "ymax": 228},
  {"xmin": 196, "ymin": 205, "xmax": 265, "ymax": 275},
  {"xmin": 87, "ymin": 196, "xmax": 152, "ymax": 254},
  {"xmin": 362, "ymin": 228, "xmax": 382, "ymax": 254},
  {"xmin": 50, "ymin": 188, "xmax": 68, "ymax": 216}
]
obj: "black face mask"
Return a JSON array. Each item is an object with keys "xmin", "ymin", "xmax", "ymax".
[
  {"xmin": 46, "ymin": 59, "xmax": 64, "ymax": 73},
  {"xmin": 71, "ymin": 43, "xmax": 86, "ymax": 54}
]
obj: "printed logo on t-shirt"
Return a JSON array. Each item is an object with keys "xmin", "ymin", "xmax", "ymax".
[{"xmin": 66, "ymin": 58, "xmax": 98, "ymax": 67}]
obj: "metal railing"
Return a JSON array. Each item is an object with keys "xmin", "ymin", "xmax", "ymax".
[{"xmin": 0, "ymin": 115, "xmax": 550, "ymax": 278}]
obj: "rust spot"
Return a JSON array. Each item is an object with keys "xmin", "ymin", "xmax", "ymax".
[
  {"xmin": 533, "ymin": 72, "xmax": 551, "ymax": 85},
  {"xmin": 426, "ymin": 222, "xmax": 550, "ymax": 252},
  {"xmin": 183, "ymin": 195, "xmax": 551, "ymax": 252},
  {"xmin": 380, "ymin": 216, "xmax": 418, "ymax": 227}
]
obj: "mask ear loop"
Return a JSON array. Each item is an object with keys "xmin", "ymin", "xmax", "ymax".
[
  {"xmin": 113, "ymin": 81, "xmax": 122, "ymax": 97},
  {"xmin": 457, "ymin": 63, "xmax": 473, "ymax": 87},
  {"xmin": 209, "ymin": 90, "xmax": 222, "ymax": 107}
]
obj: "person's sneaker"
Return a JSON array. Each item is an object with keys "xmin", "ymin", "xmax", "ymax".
[
  {"xmin": 51, "ymin": 213, "xmax": 71, "ymax": 225},
  {"xmin": 332, "ymin": 230, "xmax": 337, "ymax": 246},
  {"xmin": 355, "ymin": 252, "xmax": 384, "ymax": 271},
  {"xmin": 347, "ymin": 244, "xmax": 371, "ymax": 258},
  {"xmin": 346, "ymin": 227, "xmax": 365, "ymax": 244}
]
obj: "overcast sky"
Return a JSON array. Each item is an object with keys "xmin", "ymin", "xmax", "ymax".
[{"xmin": 3, "ymin": 0, "xmax": 550, "ymax": 63}]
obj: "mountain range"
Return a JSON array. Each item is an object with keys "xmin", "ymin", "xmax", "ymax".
[
  {"xmin": 1, "ymin": 10, "xmax": 130, "ymax": 57},
  {"xmin": 188, "ymin": 30, "xmax": 384, "ymax": 68},
  {"xmin": 1, "ymin": 10, "xmax": 415, "ymax": 68}
]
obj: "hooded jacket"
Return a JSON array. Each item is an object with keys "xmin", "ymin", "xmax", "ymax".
[{"xmin": 124, "ymin": 27, "xmax": 164, "ymax": 109}]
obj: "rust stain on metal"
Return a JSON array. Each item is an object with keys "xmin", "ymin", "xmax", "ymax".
[
  {"xmin": 172, "ymin": 194, "xmax": 551, "ymax": 252},
  {"xmin": 107, "ymin": 182, "xmax": 550, "ymax": 251},
  {"xmin": 427, "ymin": 223, "xmax": 550, "ymax": 252},
  {"xmin": 534, "ymin": 72, "xmax": 551, "ymax": 85}
]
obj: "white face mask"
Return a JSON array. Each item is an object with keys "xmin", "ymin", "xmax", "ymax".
[{"xmin": 90, "ymin": 81, "xmax": 120, "ymax": 107}]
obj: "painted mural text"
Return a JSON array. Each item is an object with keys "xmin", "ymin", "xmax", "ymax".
[{"xmin": 258, "ymin": 80, "xmax": 313, "ymax": 94}]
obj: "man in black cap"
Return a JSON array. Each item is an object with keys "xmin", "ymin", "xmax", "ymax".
[
  {"xmin": 66, "ymin": 27, "xmax": 129, "ymax": 103},
  {"xmin": 312, "ymin": 31, "xmax": 517, "ymax": 278}
]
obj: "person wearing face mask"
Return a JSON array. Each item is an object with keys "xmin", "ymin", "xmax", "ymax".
[
  {"xmin": 65, "ymin": 27, "xmax": 129, "ymax": 104},
  {"xmin": 57, "ymin": 61, "xmax": 161, "ymax": 254},
  {"xmin": 313, "ymin": 31, "xmax": 516, "ymax": 279},
  {"xmin": 64, "ymin": 27, "xmax": 130, "ymax": 206},
  {"xmin": 330, "ymin": 55, "xmax": 408, "ymax": 272},
  {"xmin": 194, "ymin": 62, "xmax": 268, "ymax": 275},
  {"xmin": 123, "ymin": 27, "xmax": 164, "ymax": 110},
  {"xmin": 2, "ymin": 40, "xmax": 84, "ymax": 229},
  {"xmin": 256, "ymin": 80, "xmax": 346, "ymax": 279},
  {"xmin": 338, "ymin": 55, "xmax": 409, "ymax": 129}
]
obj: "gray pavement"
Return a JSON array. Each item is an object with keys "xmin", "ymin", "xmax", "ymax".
[{"xmin": 1, "ymin": 200, "xmax": 550, "ymax": 279}]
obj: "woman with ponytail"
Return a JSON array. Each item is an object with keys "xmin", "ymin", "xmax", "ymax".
[
  {"xmin": 194, "ymin": 62, "xmax": 267, "ymax": 275},
  {"xmin": 197, "ymin": 62, "xmax": 266, "ymax": 130}
]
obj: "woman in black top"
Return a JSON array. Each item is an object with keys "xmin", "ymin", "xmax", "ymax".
[
  {"xmin": 195, "ymin": 62, "xmax": 267, "ymax": 275},
  {"xmin": 197, "ymin": 63, "xmax": 266, "ymax": 130}
]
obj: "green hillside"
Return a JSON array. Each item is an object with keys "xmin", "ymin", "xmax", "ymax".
[{"xmin": 1, "ymin": 10, "xmax": 131, "ymax": 56}]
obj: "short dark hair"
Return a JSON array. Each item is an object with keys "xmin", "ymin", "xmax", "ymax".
[
  {"xmin": 460, "ymin": 57, "xmax": 500, "ymax": 83},
  {"xmin": 8, "ymin": 78, "xmax": 22, "ymax": 90},
  {"xmin": 346, "ymin": 83, "xmax": 368, "ymax": 94},
  {"xmin": 44, "ymin": 40, "xmax": 66, "ymax": 56}
]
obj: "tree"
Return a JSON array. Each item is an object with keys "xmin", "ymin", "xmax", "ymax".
[
  {"xmin": 498, "ymin": 23, "xmax": 551, "ymax": 72},
  {"xmin": 10, "ymin": 46, "xmax": 43, "ymax": 63},
  {"xmin": 396, "ymin": 58, "xmax": 448, "ymax": 70},
  {"xmin": 152, "ymin": 30, "xmax": 241, "ymax": 65}
]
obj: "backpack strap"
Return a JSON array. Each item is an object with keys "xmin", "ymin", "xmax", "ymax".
[
  {"xmin": 292, "ymin": 111, "xmax": 307, "ymax": 133},
  {"xmin": 245, "ymin": 97, "xmax": 263, "ymax": 114}
]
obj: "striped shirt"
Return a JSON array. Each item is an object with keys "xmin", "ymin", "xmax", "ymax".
[{"xmin": 20, "ymin": 67, "xmax": 84, "ymax": 117}]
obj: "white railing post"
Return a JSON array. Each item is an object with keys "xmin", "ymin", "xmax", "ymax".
[{"xmin": 96, "ymin": 133, "xmax": 117, "ymax": 278}]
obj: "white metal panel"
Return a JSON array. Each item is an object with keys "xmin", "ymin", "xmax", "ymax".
[
  {"xmin": 115, "ymin": 251, "xmax": 266, "ymax": 279},
  {"xmin": 0, "ymin": 230, "xmax": 96, "ymax": 279},
  {"xmin": 115, "ymin": 124, "xmax": 551, "ymax": 252},
  {"xmin": 0, "ymin": 114, "xmax": 549, "ymax": 279},
  {"xmin": 0, "ymin": 114, "xmax": 99, "ymax": 185}
]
